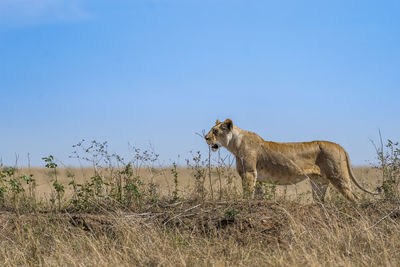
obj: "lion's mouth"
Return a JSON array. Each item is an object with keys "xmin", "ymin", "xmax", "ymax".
[{"xmin": 211, "ymin": 144, "xmax": 219, "ymax": 151}]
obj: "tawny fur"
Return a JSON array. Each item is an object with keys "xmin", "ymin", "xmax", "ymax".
[{"xmin": 205, "ymin": 119, "xmax": 379, "ymax": 202}]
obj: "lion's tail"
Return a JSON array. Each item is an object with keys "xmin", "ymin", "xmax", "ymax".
[{"xmin": 345, "ymin": 151, "xmax": 381, "ymax": 195}]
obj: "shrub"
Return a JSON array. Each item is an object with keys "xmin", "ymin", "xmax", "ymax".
[{"xmin": 372, "ymin": 134, "xmax": 400, "ymax": 199}]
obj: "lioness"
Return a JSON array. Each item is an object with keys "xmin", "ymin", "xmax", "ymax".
[{"xmin": 205, "ymin": 119, "xmax": 380, "ymax": 202}]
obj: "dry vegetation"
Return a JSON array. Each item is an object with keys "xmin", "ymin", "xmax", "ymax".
[{"xmin": 0, "ymin": 139, "xmax": 399, "ymax": 266}]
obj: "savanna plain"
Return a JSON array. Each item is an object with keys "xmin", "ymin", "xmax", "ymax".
[{"xmin": 0, "ymin": 139, "xmax": 399, "ymax": 266}]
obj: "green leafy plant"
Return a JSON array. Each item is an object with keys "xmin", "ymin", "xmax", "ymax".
[
  {"xmin": 43, "ymin": 155, "xmax": 64, "ymax": 211},
  {"xmin": 121, "ymin": 163, "xmax": 144, "ymax": 206},
  {"xmin": 262, "ymin": 181, "xmax": 277, "ymax": 201},
  {"xmin": 68, "ymin": 177, "xmax": 108, "ymax": 212},
  {"xmin": 224, "ymin": 207, "xmax": 239, "ymax": 221},
  {"xmin": 372, "ymin": 134, "xmax": 400, "ymax": 199},
  {"xmin": 20, "ymin": 174, "xmax": 36, "ymax": 200},
  {"xmin": 171, "ymin": 162, "xmax": 179, "ymax": 201},
  {"xmin": 0, "ymin": 166, "xmax": 9, "ymax": 206},
  {"xmin": 186, "ymin": 151, "xmax": 207, "ymax": 200},
  {"xmin": 8, "ymin": 176, "xmax": 24, "ymax": 207}
]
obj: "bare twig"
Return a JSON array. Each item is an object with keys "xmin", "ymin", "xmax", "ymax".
[{"xmin": 365, "ymin": 206, "xmax": 400, "ymax": 231}]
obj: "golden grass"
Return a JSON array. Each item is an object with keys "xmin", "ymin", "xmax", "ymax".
[
  {"xmin": 0, "ymin": 199, "xmax": 399, "ymax": 266},
  {"xmin": 1, "ymin": 166, "xmax": 397, "ymax": 266},
  {"xmin": 17, "ymin": 166, "xmax": 382, "ymax": 203}
]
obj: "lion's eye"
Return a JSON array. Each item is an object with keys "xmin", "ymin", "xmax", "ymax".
[{"xmin": 213, "ymin": 129, "xmax": 218, "ymax": 135}]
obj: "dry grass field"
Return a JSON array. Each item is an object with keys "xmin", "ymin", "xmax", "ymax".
[
  {"xmin": 16, "ymin": 166, "xmax": 382, "ymax": 204},
  {"xmin": 2, "ymin": 197, "xmax": 400, "ymax": 266},
  {"xmin": 0, "ymin": 139, "xmax": 399, "ymax": 267}
]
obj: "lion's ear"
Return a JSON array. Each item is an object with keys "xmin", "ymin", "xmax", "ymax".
[
  {"xmin": 222, "ymin": 119, "xmax": 233, "ymax": 130},
  {"xmin": 215, "ymin": 119, "xmax": 221, "ymax": 125}
]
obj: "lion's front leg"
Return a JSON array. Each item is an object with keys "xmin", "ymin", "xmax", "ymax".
[
  {"xmin": 241, "ymin": 171, "xmax": 257, "ymax": 199},
  {"xmin": 236, "ymin": 157, "xmax": 258, "ymax": 199}
]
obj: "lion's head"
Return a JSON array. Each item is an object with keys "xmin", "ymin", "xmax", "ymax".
[{"xmin": 205, "ymin": 119, "xmax": 233, "ymax": 151}]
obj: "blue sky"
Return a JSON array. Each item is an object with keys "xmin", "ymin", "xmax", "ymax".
[{"xmin": 0, "ymin": 0, "xmax": 399, "ymax": 166}]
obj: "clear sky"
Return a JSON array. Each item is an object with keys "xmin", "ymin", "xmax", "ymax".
[{"xmin": 0, "ymin": 0, "xmax": 399, "ymax": 167}]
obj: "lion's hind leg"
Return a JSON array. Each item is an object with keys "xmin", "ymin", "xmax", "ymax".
[{"xmin": 329, "ymin": 177, "xmax": 359, "ymax": 203}]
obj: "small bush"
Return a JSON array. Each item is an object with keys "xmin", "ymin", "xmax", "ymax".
[{"xmin": 372, "ymin": 135, "xmax": 400, "ymax": 199}]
